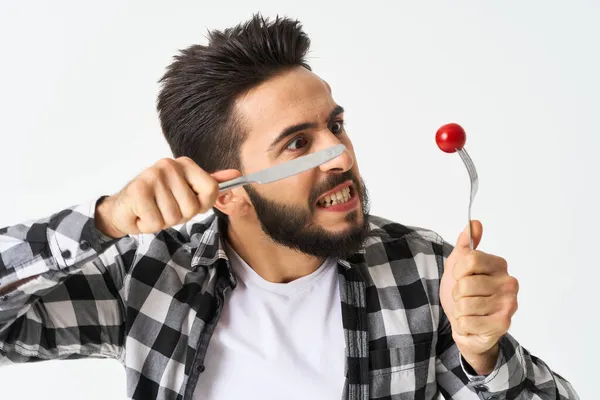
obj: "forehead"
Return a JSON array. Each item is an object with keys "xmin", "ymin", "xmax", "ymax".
[{"xmin": 234, "ymin": 67, "xmax": 336, "ymax": 151}]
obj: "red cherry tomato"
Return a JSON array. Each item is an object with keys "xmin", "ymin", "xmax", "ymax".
[{"xmin": 436, "ymin": 123, "xmax": 466, "ymax": 153}]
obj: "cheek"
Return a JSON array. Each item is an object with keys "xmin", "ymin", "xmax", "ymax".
[
  {"xmin": 263, "ymin": 177, "xmax": 313, "ymax": 203},
  {"xmin": 286, "ymin": 177, "xmax": 313, "ymax": 200}
]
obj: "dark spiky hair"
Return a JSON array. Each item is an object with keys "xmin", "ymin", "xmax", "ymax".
[{"xmin": 157, "ymin": 13, "xmax": 312, "ymax": 175}]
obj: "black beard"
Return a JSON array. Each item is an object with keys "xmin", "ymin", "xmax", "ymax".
[{"xmin": 243, "ymin": 171, "xmax": 371, "ymax": 259}]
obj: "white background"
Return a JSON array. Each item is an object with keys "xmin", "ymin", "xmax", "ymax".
[{"xmin": 0, "ymin": 1, "xmax": 597, "ymax": 398}]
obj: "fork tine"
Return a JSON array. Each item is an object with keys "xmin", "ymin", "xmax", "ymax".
[
  {"xmin": 462, "ymin": 149, "xmax": 475, "ymax": 171},
  {"xmin": 467, "ymin": 159, "xmax": 478, "ymax": 181},
  {"xmin": 462, "ymin": 150, "xmax": 478, "ymax": 179},
  {"xmin": 458, "ymin": 149, "xmax": 476, "ymax": 180},
  {"xmin": 467, "ymin": 157, "xmax": 477, "ymax": 178}
]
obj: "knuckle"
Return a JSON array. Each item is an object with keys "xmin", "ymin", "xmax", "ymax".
[
  {"xmin": 497, "ymin": 256, "xmax": 508, "ymax": 272},
  {"xmin": 507, "ymin": 297, "xmax": 518, "ymax": 315},
  {"xmin": 129, "ymin": 179, "xmax": 151, "ymax": 196},
  {"xmin": 499, "ymin": 256, "xmax": 508, "ymax": 268},
  {"xmin": 156, "ymin": 157, "xmax": 176, "ymax": 169},
  {"xmin": 141, "ymin": 167, "xmax": 162, "ymax": 182},
  {"xmin": 157, "ymin": 159, "xmax": 180, "ymax": 175},
  {"xmin": 505, "ymin": 276, "xmax": 519, "ymax": 294},
  {"xmin": 511, "ymin": 277, "xmax": 519, "ymax": 293},
  {"xmin": 176, "ymin": 156, "xmax": 194, "ymax": 165}
]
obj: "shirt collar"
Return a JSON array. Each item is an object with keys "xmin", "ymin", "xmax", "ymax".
[{"xmin": 189, "ymin": 213, "xmax": 369, "ymax": 285}]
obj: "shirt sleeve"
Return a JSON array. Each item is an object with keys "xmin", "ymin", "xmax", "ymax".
[
  {"xmin": 0, "ymin": 196, "xmax": 138, "ymax": 364},
  {"xmin": 458, "ymin": 332, "xmax": 579, "ymax": 399},
  {"xmin": 434, "ymin": 241, "xmax": 580, "ymax": 400}
]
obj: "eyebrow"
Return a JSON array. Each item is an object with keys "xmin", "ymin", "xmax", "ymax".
[{"xmin": 267, "ymin": 105, "xmax": 345, "ymax": 152}]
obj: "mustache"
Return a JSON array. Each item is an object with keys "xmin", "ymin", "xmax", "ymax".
[{"xmin": 309, "ymin": 171, "xmax": 358, "ymax": 205}]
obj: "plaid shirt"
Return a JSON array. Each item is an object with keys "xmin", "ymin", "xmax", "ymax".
[{"xmin": 0, "ymin": 197, "xmax": 579, "ymax": 400}]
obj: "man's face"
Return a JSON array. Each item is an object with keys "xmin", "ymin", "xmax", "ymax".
[{"xmin": 233, "ymin": 66, "xmax": 371, "ymax": 258}]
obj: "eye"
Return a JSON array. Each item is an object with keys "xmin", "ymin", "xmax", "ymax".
[
  {"xmin": 285, "ymin": 136, "xmax": 309, "ymax": 151},
  {"xmin": 330, "ymin": 120, "xmax": 345, "ymax": 135}
]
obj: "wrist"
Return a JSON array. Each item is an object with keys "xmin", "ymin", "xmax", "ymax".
[
  {"xmin": 95, "ymin": 196, "xmax": 125, "ymax": 239},
  {"xmin": 460, "ymin": 343, "xmax": 500, "ymax": 376}
]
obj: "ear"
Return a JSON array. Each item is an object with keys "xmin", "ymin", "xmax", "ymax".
[{"xmin": 213, "ymin": 188, "xmax": 252, "ymax": 217}]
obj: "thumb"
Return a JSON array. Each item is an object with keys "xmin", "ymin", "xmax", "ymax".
[
  {"xmin": 210, "ymin": 169, "xmax": 243, "ymax": 183},
  {"xmin": 455, "ymin": 220, "xmax": 483, "ymax": 253}
]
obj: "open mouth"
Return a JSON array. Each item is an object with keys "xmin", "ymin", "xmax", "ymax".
[{"xmin": 316, "ymin": 185, "xmax": 355, "ymax": 208}]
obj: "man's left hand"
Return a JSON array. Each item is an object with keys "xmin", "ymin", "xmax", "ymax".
[{"xmin": 440, "ymin": 221, "xmax": 519, "ymax": 375}]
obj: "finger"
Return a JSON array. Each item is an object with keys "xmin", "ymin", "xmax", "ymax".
[
  {"xmin": 130, "ymin": 181, "xmax": 165, "ymax": 233},
  {"xmin": 452, "ymin": 275, "xmax": 503, "ymax": 301},
  {"xmin": 453, "ymin": 251, "xmax": 508, "ymax": 281},
  {"xmin": 135, "ymin": 199, "xmax": 165, "ymax": 233},
  {"xmin": 443, "ymin": 220, "xmax": 483, "ymax": 279},
  {"xmin": 177, "ymin": 157, "xmax": 242, "ymax": 190},
  {"xmin": 111, "ymin": 194, "xmax": 140, "ymax": 235},
  {"xmin": 177, "ymin": 158, "xmax": 241, "ymax": 212},
  {"xmin": 454, "ymin": 296, "xmax": 500, "ymax": 318},
  {"xmin": 160, "ymin": 164, "xmax": 202, "ymax": 221},
  {"xmin": 456, "ymin": 314, "xmax": 511, "ymax": 336},
  {"xmin": 154, "ymin": 177, "xmax": 183, "ymax": 227},
  {"xmin": 455, "ymin": 220, "xmax": 483, "ymax": 254},
  {"xmin": 209, "ymin": 169, "xmax": 243, "ymax": 183}
]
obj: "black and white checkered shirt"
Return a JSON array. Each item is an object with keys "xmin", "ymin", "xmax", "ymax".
[{"xmin": 0, "ymin": 197, "xmax": 579, "ymax": 399}]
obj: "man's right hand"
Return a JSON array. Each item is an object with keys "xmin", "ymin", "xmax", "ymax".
[{"xmin": 96, "ymin": 157, "xmax": 242, "ymax": 238}]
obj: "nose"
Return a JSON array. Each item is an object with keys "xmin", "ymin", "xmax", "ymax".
[{"xmin": 317, "ymin": 144, "xmax": 354, "ymax": 174}]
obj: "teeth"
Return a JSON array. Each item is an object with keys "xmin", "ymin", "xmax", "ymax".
[{"xmin": 318, "ymin": 187, "xmax": 352, "ymax": 207}]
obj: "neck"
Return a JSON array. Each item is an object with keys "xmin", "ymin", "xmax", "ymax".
[{"xmin": 224, "ymin": 216, "xmax": 325, "ymax": 284}]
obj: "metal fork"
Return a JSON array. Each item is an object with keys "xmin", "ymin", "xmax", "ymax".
[{"xmin": 456, "ymin": 148, "xmax": 479, "ymax": 251}]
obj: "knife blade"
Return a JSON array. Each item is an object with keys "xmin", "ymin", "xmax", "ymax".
[{"xmin": 218, "ymin": 144, "xmax": 346, "ymax": 192}]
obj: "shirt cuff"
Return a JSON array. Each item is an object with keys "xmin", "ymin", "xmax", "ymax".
[
  {"xmin": 47, "ymin": 196, "xmax": 115, "ymax": 269},
  {"xmin": 460, "ymin": 333, "xmax": 526, "ymax": 395}
]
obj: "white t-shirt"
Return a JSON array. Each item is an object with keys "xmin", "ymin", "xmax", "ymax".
[{"xmin": 193, "ymin": 240, "xmax": 345, "ymax": 399}]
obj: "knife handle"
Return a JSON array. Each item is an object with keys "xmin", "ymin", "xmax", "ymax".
[{"xmin": 218, "ymin": 176, "xmax": 251, "ymax": 192}]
